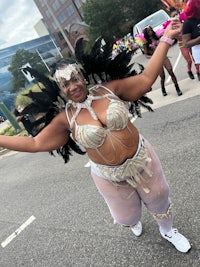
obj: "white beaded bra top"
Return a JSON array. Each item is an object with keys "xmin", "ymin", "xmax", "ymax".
[{"xmin": 65, "ymin": 85, "xmax": 130, "ymax": 150}]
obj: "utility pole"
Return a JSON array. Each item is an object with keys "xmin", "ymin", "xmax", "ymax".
[
  {"xmin": 35, "ymin": 49, "xmax": 50, "ymax": 72},
  {"xmin": 0, "ymin": 102, "xmax": 21, "ymax": 132},
  {"xmin": 43, "ymin": 0, "xmax": 75, "ymax": 54},
  {"xmin": 50, "ymin": 35, "xmax": 63, "ymax": 58}
]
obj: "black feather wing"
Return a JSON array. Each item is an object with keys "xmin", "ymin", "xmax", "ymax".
[
  {"xmin": 74, "ymin": 38, "xmax": 153, "ymax": 117},
  {"xmin": 19, "ymin": 67, "xmax": 86, "ymax": 162}
]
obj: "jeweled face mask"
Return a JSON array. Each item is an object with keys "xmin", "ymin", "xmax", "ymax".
[{"xmin": 54, "ymin": 64, "xmax": 79, "ymax": 82}]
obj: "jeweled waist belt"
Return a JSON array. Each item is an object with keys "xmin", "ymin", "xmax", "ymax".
[{"xmin": 90, "ymin": 135, "xmax": 153, "ymax": 193}]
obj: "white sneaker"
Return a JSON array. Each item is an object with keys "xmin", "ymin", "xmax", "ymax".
[
  {"xmin": 160, "ymin": 228, "xmax": 191, "ymax": 253},
  {"xmin": 131, "ymin": 221, "xmax": 142, "ymax": 237}
]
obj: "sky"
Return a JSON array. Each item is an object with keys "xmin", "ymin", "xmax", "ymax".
[{"xmin": 0, "ymin": 0, "xmax": 43, "ymax": 50}]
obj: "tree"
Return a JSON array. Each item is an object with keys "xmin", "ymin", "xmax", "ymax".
[
  {"xmin": 15, "ymin": 84, "xmax": 43, "ymax": 110},
  {"xmin": 8, "ymin": 49, "xmax": 48, "ymax": 93},
  {"xmin": 83, "ymin": 0, "xmax": 162, "ymax": 45}
]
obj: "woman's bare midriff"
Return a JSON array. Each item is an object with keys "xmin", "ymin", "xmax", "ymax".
[{"xmin": 86, "ymin": 121, "xmax": 140, "ymax": 165}]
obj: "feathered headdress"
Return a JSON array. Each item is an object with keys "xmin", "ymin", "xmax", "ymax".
[
  {"xmin": 160, "ymin": 0, "xmax": 187, "ymax": 11},
  {"xmin": 135, "ymin": 27, "xmax": 164, "ymax": 48},
  {"xmin": 19, "ymin": 37, "xmax": 153, "ymax": 162}
]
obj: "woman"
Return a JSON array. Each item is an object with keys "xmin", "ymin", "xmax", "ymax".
[
  {"xmin": 142, "ymin": 26, "xmax": 183, "ymax": 96},
  {"xmin": 169, "ymin": 7, "xmax": 200, "ymax": 80},
  {"xmin": 0, "ymin": 21, "xmax": 191, "ymax": 253},
  {"xmin": 182, "ymin": 0, "xmax": 200, "ymax": 81}
]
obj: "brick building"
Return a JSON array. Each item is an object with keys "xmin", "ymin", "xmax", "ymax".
[{"xmin": 34, "ymin": 0, "xmax": 88, "ymax": 56}]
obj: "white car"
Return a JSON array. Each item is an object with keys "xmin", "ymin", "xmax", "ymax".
[{"xmin": 133, "ymin": 9, "xmax": 169, "ymax": 37}]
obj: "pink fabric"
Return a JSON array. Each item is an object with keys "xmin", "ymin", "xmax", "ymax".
[{"xmin": 91, "ymin": 139, "xmax": 173, "ymax": 233}]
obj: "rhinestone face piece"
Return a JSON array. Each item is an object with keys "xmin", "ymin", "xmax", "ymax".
[{"xmin": 55, "ymin": 64, "xmax": 79, "ymax": 82}]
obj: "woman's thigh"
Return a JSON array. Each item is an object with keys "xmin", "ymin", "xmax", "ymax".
[
  {"xmin": 163, "ymin": 57, "xmax": 173, "ymax": 70},
  {"xmin": 90, "ymin": 139, "xmax": 170, "ymax": 224},
  {"xmin": 136, "ymin": 139, "xmax": 170, "ymax": 214},
  {"xmin": 91, "ymin": 172, "xmax": 142, "ymax": 226}
]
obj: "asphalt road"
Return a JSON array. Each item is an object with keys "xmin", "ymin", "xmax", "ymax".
[
  {"xmin": 0, "ymin": 90, "xmax": 200, "ymax": 266},
  {"xmin": 0, "ymin": 43, "xmax": 200, "ymax": 266}
]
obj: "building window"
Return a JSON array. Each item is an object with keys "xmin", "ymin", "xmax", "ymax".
[
  {"xmin": 38, "ymin": 0, "xmax": 45, "ymax": 7},
  {"xmin": 46, "ymin": 10, "xmax": 51, "ymax": 18},
  {"xmin": 74, "ymin": 0, "xmax": 82, "ymax": 8},
  {"xmin": 58, "ymin": 11, "xmax": 67, "ymax": 24},
  {"xmin": 52, "ymin": 21, "xmax": 57, "ymax": 30},
  {"xmin": 52, "ymin": 0, "xmax": 60, "ymax": 12},
  {"xmin": 66, "ymin": 5, "xmax": 74, "ymax": 17}
]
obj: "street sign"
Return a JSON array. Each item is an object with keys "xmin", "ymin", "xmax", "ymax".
[
  {"xmin": 0, "ymin": 101, "xmax": 21, "ymax": 131},
  {"xmin": 20, "ymin": 63, "xmax": 35, "ymax": 82}
]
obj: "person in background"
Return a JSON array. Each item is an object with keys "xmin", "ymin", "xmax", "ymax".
[
  {"xmin": 169, "ymin": 7, "xmax": 200, "ymax": 80},
  {"xmin": 182, "ymin": 0, "xmax": 200, "ymax": 81},
  {"xmin": 0, "ymin": 21, "xmax": 191, "ymax": 253},
  {"xmin": 14, "ymin": 108, "xmax": 37, "ymax": 136},
  {"xmin": 142, "ymin": 26, "xmax": 183, "ymax": 96},
  {"xmin": 14, "ymin": 108, "xmax": 45, "ymax": 137}
]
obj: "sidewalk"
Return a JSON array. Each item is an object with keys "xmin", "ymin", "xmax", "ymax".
[{"xmin": 145, "ymin": 77, "xmax": 200, "ymax": 112}]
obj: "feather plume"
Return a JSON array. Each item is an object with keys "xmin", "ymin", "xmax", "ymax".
[
  {"xmin": 19, "ymin": 66, "xmax": 86, "ymax": 163},
  {"xmin": 74, "ymin": 37, "xmax": 153, "ymax": 116},
  {"xmin": 160, "ymin": 0, "xmax": 187, "ymax": 11}
]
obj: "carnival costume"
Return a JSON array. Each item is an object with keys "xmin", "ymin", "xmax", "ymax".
[
  {"xmin": 20, "ymin": 37, "xmax": 153, "ymax": 162},
  {"xmin": 135, "ymin": 25, "xmax": 183, "ymax": 96},
  {"xmin": 163, "ymin": 9, "xmax": 200, "ymax": 79},
  {"xmin": 19, "ymin": 37, "xmax": 191, "ymax": 252},
  {"xmin": 182, "ymin": 18, "xmax": 200, "ymax": 65},
  {"xmin": 160, "ymin": 0, "xmax": 188, "ymax": 11}
]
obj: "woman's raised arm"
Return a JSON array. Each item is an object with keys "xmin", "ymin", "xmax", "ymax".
[{"xmin": 108, "ymin": 20, "xmax": 182, "ymax": 101}]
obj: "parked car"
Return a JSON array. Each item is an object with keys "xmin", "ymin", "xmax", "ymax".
[{"xmin": 133, "ymin": 9, "xmax": 170, "ymax": 37}]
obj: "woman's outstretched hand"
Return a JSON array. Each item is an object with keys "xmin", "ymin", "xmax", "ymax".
[{"xmin": 163, "ymin": 20, "xmax": 182, "ymax": 39}]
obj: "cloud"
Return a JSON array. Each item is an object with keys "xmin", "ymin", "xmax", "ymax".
[
  {"xmin": 0, "ymin": 0, "xmax": 42, "ymax": 49},
  {"xmin": 0, "ymin": 39, "xmax": 6, "ymax": 46}
]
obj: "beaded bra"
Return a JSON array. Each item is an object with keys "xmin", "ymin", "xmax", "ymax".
[{"xmin": 65, "ymin": 85, "xmax": 134, "ymax": 164}]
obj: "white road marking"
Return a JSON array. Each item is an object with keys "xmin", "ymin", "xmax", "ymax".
[
  {"xmin": 1, "ymin": 215, "xmax": 36, "ymax": 248},
  {"xmin": 167, "ymin": 51, "xmax": 182, "ymax": 83},
  {"xmin": 84, "ymin": 161, "xmax": 90, "ymax": 167},
  {"xmin": 0, "ymin": 150, "xmax": 18, "ymax": 159}
]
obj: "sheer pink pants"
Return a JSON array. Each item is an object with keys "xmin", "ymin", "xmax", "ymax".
[{"xmin": 91, "ymin": 139, "xmax": 173, "ymax": 234}]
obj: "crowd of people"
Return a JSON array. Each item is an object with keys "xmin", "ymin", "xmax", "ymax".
[
  {"xmin": 112, "ymin": 33, "xmax": 139, "ymax": 58},
  {"xmin": 134, "ymin": 0, "xmax": 200, "ymax": 97}
]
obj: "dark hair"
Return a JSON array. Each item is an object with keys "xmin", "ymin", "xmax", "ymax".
[
  {"xmin": 143, "ymin": 26, "xmax": 159, "ymax": 46},
  {"xmin": 169, "ymin": 7, "xmax": 178, "ymax": 14},
  {"xmin": 184, "ymin": 0, "xmax": 200, "ymax": 19}
]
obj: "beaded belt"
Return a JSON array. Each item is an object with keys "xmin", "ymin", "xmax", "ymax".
[{"xmin": 90, "ymin": 136, "xmax": 153, "ymax": 193}]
